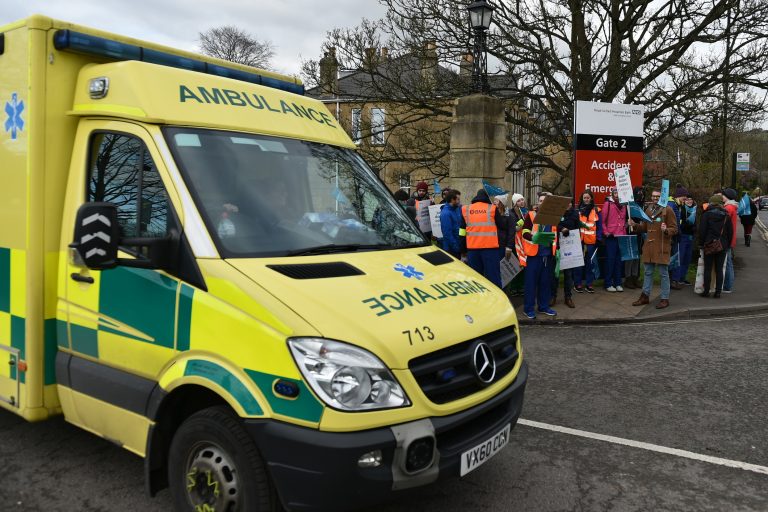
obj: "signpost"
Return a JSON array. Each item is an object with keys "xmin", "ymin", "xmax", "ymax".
[
  {"xmin": 573, "ymin": 101, "xmax": 645, "ymax": 205},
  {"xmin": 736, "ymin": 152, "xmax": 750, "ymax": 171}
]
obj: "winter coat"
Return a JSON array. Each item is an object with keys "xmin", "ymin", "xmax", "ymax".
[
  {"xmin": 578, "ymin": 202, "xmax": 602, "ymax": 243},
  {"xmin": 740, "ymin": 199, "xmax": 758, "ymax": 227},
  {"xmin": 439, "ymin": 203, "xmax": 463, "ymax": 255},
  {"xmin": 723, "ymin": 200, "xmax": 738, "ymax": 248},
  {"xmin": 679, "ymin": 202, "xmax": 697, "ymax": 237},
  {"xmin": 558, "ymin": 207, "xmax": 581, "ymax": 237},
  {"xmin": 632, "ymin": 204, "xmax": 679, "ymax": 265},
  {"xmin": 698, "ymin": 207, "xmax": 733, "ymax": 249},
  {"xmin": 497, "ymin": 215, "xmax": 516, "ymax": 252},
  {"xmin": 601, "ymin": 197, "xmax": 628, "ymax": 237}
]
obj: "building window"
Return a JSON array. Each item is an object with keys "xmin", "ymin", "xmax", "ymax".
[
  {"xmin": 351, "ymin": 108, "xmax": 362, "ymax": 144},
  {"xmin": 398, "ymin": 173, "xmax": 411, "ymax": 189},
  {"xmin": 370, "ymin": 108, "xmax": 385, "ymax": 145}
]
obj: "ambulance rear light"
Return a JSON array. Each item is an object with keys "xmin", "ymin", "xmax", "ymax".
[{"xmin": 52, "ymin": 29, "xmax": 304, "ymax": 95}]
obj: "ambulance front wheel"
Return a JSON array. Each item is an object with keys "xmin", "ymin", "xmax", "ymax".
[{"xmin": 168, "ymin": 405, "xmax": 277, "ymax": 512}]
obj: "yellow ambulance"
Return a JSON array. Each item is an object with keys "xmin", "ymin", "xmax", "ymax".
[{"xmin": 0, "ymin": 15, "xmax": 527, "ymax": 512}]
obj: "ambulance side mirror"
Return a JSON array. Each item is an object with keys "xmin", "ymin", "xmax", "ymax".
[{"xmin": 70, "ymin": 202, "xmax": 119, "ymax": 270}]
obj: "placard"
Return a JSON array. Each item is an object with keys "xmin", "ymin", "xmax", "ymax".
[
  {"xmin": 614, "ymin": 166, "xmax": 634, "ymax": 204},
  {"xmin": 500, "ymin": 256, "xmax": 521, "ymax": 288},
  {"xmin": 418, "ymin": 201, "xmax": 431, "ymax": 232},
  {"xmin": 658, "ymin": 180, "xmax": 669, "ymax": 207},
  {"xmin": 533, "ymin": 195, "xmax": 572, "ymax": 226},
  {"xmin": 428, "ymin": 204, "xmax": 443, "ymax": 238},
  {"xmin": 558, "ymin": 233, "xmax": 585, "ymax": 270}
]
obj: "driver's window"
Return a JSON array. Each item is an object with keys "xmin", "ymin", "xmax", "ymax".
[{"xmin": 87, "ymin": 132, "xmax": 169, "ymax": 239}]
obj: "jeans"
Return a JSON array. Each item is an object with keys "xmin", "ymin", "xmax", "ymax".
[
  {"xmin": 642, "ymin": 263, "xmax": 670, "ymax": 299},
  {"xmin": 723, "ymin": 248, "xmax": 734, "ymax": 291},
  {"xmin": 574, "ymin": 244, "xmax": 597, "ymax": 286},
  {"xmin": 703, "ymin": 251, "xmax": 727, "ymax": 293},
  {"xmin": 604, "ymin": 237, "xmax": 623, "ymax": 287},
  {"xmin": 468, "ymin": 248, "xmax": 502, "ymax": 288},
  {"xmin": 524, "ymin": 254, "xmax": 554, "ymax": 313},
  {"xmin": 674, "ymin": 235, "xmax": 694, "ymax": 282}
]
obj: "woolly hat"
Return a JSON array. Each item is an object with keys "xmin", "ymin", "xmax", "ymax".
[
  {"xmin": 723, "ymin": 188, "xmax": 737, "ymax": 200},
  {"xmin": 708, "ymin": 194, "xmax": 724, "ymax": 206},
  {"xmin": 511, "ymin": 193, "xmax": 525, "ymax": 205},
  {"xmin": 674, "ymin": 185, "xmax": 689, "ymax": 198},
  {"xmin": 494, "ymin": 194, "xmax": 508, "ymax": 206},
  {"xmin": 416, "ymin": 181, "xmax": 429, "ymax": 191}
]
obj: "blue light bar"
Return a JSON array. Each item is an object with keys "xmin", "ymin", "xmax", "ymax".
[{"xmin": 53, "ymin": 29, "xmax": 304, "ymax": 95}]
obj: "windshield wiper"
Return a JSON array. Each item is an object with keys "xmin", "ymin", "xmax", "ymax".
[{"xmin": 286, "ymin": 243, "xmax": 394, "ymax": 256}]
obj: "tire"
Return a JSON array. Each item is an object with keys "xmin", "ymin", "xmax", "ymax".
[{"xmin": 168, "ymin": 406, "xmax": 276, "ymax": 512}]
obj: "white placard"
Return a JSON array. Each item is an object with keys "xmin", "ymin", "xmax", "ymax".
[
  {"xmin": 428, "ymin": 204, "xmax": 443, "ymax": 238},
  {"xmin": 500, "ymin": 256, "xmax": 521, "ymax": 288},
  {"xmin": 575, "ymin": 101, "xmax": 645, "ymax": 137},
  {"xmin": 418, "ymin": 201, "xmax": 432, "ymax": 232},
  {"xmin": 558, "ymin": 233, "xmax": 585, "ymax": 270},
  {"xmin": 614, "ymin": 166, "xmax": 634, "ymax": 204}
]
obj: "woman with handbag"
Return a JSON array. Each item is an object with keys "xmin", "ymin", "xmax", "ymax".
[{"xmin": 698, "ymin": 195, "xmax": 734, "ymax": 298}]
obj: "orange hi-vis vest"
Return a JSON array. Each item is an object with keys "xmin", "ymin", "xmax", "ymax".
[
  {"xmin": 515, "ymin": 230, "xmax": 526, "ymax": 267},
  {"xmin": 461, "ymin": 203, "xmax": 499, "ymax": 249},
  {"xmin": 522, "ymin": 211, "xmax": 556, "ymax": 257},
  {"xmin": 579, "ymin": 208, "xmax": 600, "ymax": 245}
]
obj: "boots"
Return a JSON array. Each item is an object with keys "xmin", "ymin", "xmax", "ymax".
[
  {"xmin": 746, "ymin": 234, "xmax": 751, "ymax": 247},
  {"xmin": 565, "ymin": 297, "xmax": 575, "ymax": 308},
  {"xmin": 656, "ymin": 299, "xmax": 669, "ymax": 309},
  {"xmin": 632, "ymin": 293, "xmax": 649, "ymax": 306},
  {"xmin": 624, "ymin": 276, "xmax": 637, "ymax": 289}
]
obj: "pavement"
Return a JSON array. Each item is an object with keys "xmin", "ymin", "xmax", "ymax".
[{"xmin": 514, "ymin": 216, "xmax": 768, "ymax": 324}]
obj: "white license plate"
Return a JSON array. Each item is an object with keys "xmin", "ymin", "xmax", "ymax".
[{"xmin": 459, "ymin": 423, "xmax": 511, "ymax": 476}]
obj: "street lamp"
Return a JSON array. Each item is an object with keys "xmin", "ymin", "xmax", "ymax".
[{"xmin": 467, "ymin": 0, "xmax": 495, "ymax": 94}]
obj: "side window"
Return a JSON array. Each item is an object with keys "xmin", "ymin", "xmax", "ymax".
[{"xmin": 87, "ymin": 133, "xmax": 170, "ymax": 239}]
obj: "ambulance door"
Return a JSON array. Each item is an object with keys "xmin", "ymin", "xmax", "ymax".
[{"xmin": 63, "ymin": 121, "xmax": 182, "ymax": 435}]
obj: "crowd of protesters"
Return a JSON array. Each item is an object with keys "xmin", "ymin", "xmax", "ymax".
[{"xmin": 399, "ymin": 180, "xmax": 760, "ymax": 318}]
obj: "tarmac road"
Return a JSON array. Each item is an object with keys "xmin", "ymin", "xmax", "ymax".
[{"xmin": 1, "ymin": 314, "xmax": 767, "ymax": 511}]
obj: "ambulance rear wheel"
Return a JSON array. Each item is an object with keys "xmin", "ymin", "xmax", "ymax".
[{"xmin": 168, "ymin": 406, "xmax": 275, "ymax": 512}]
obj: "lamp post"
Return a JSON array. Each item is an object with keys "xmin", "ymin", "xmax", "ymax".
[{"xmin": 467, "ymin": 0, "xmax": 495, "ymax": 94}]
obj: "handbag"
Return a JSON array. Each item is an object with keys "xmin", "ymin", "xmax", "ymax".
[{"xmin": 702, "ymin": 216, "xmax": 726, "ymax": 256}]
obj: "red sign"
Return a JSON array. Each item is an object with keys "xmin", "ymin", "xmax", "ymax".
[{"xmin": 573, "ymin": 150, "xmax": 643, "ymax": 204}]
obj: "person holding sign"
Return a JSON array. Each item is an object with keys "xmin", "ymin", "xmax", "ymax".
[
  {"xmin": 459, "ymin": 189, "xmax": 504, "ymax": 287},
  {"xmin": 600, "ymin": 188, "xmax": 628, "ymax": 292},
  {"xmin": 629, "ymin": 189, "xmax": 679, "ymax": 309},
  {"xmin": 574, "ymin": 190, "xmax": 601, "ymax": 293},
  {"xmin": 407, "ymin": 181, "xmax": 434, "ymax": 237},
  {"xmin": 552, "ymin": 200, "xmax": 580, "ymax": 308},
  {"xmin": 520, "ymin": 192, "xmax": 558, "ymax": 319}
]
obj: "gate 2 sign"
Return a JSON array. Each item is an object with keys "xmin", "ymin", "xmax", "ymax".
[{"xmin": 573, "ymin": 101, "xmax": 644, "ymax": 205}]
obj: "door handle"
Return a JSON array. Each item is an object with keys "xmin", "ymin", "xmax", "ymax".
[{"xmin": 70, "ymin": 273, "xmax": 95, "ymax": 284}]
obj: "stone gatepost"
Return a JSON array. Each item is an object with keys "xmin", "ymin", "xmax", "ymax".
[{"xmin": 448, "ymin": 94, "xmax": 507, "ymax": 199}]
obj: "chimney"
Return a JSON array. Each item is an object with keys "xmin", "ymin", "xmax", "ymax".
[
  {"xmin": 319, "ymin": 47, "xmax": 338, "ymax": 96},
  {"xmin": 364, "ymin": 47, "xmax": 378, "ymax": 70},
  {"xmin": 421, "ymin": 41, "xmax": 438, "ymax": 88},
  {"xmin": 460, "ymin": 53, "xmax": 473, "ymax": 77},
  {"xmin": 380, "ymin": 47, "xmax": 389, "ymax": 60}
]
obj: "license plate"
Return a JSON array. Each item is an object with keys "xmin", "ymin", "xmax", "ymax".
[{"xmin": 460, "ymin": 423, "xmax": 511, "ymax": 476}]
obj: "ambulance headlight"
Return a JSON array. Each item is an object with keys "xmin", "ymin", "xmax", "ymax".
[{"xmin": 288, "ymin": 338, "xmax": 410, "ymax": 411}]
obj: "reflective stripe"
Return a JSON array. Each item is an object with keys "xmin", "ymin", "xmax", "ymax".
[
  {"xmin": 522, "ymin": 211, "xmax": 556, "ymax": 257},
  {"xmin": 462, "ymin": 204, "xmax": 499, "ymax": 249}
]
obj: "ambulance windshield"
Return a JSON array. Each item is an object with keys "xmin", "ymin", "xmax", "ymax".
[{"xmin": 164, "ymin": 127, "xmax": 428, "ymax": 257}]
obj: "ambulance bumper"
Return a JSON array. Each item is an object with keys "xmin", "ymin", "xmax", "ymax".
[{"xmin": 245, "ymin": 362, "xmax": 527, "ymax": 512}]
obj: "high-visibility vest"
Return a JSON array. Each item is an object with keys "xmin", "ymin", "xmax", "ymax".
[
  {"xmin": 579, "ymin": 208, "xmax": 600, "ymax": 245},
  {"xmin": 515, "ymin": 231, "xmax": 527, "ymax": 267},
  {"xmin": 522, "ymin": 211, "xmax": 556, "ymax": 257},
  {"xmin": 461, "ymin": 203, "xmax": 499, "ymax": 249}
]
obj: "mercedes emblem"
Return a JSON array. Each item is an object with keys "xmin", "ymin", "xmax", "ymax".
[{"xmin": 472, "ymin": 342, "xmax": 496, "ymax": 384}]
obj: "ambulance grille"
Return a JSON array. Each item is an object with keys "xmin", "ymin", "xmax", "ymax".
[
  {"xmin": 267, "ymin": 262, "xmax": 364, "ymax": 279},
  {"xmin": 418, "ymin": 250, "xmax": 454, "ymax": 265},
  {"xmin": 408, "ymin": 326, "xmax": 518, "ymax": 404}
]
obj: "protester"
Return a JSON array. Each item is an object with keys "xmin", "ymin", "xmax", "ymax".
[
  {"xmin": 698, "ymin": 195, "xmax": 733, "ymax": 298},
  {"xmin": 521, "ymin": 192, "xmax": 558, "ymax": 318},
  {"xmin": 672, "ymin": 189, "xmax": 696, "ymax": 286},
  {"xmin": 439, "ymin": 189, "xmax": 462, "ymax": 258},
  {"xmin": 460, "ymin": 189, "xmax": 503, "ymax": 287},
  {"xmin": 407, "ymin": 181, "xmax": 434, "ymax": 237},
  {"xmin": 574, "ymin": 190, "xmax": 600, "ymax": 293},
  {"xmin": 393, "ymin": 188, "xmax": 409, "ymax": 206},
  {"xmin": 629, "ymin": 189, "xmax": 679, "ymax": 309},
  {"xmin": 600, "ymin": 188, "xmax": 627, "ymax": 292},
  {"xmin": 739, "ymin": 193, "xmax": 758, "ymax": 247},
  {"xmin": 665, "ymin": 186, "xmax": 684, "ymax": 290},
  {"xmin": 624, "ymin": 185, "xmax": 646, "ymax": 288},
  {"xmin": 552, "ymin": 200, "xmax": 580, "ymax": 308},
  {"xmin": 494, "ymin": 195, "xmax": 516, "ymax": 266},
  {"xmin": 438, "ymin": 187, "xmax": 452, "ymax": 204},
  {"xmin": 722, "ymin": 188, "xmax": 739, "ymax": 293},
  {"xmin": 508, "ymin": 193, "xmax": 528, "ymax": 296}
]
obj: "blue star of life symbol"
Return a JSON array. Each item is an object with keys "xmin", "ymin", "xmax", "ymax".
[
  {"xmin": 394, "ymin": 263, "xmax": 424, "ymax": 280},
  {"xmin": 5, "ymin": 93, "xmax": 25, "ymax": 140}
]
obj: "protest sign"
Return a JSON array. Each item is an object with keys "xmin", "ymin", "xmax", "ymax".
[
  {"xmin": 428, "ymin": 204, "xmax": 443, "ymax": 238},
  {"xmin": 533, "ymin": 195, "xmax": 572, "ymax": 225},
  {"xmin": 659, "ymin": 180, "xmax": 669, "ymax": 207},
  {"xmin": 500, "ymin": 256, "xmax": 521, "ymax": 288},
  {"xmin": 614, "ymin": 166, "xmax": 634, "ymax": 204},
  {"xmin": 617, "ymin": 235, "xmax": 639, "ymax": 261},
  {"xmin": 629, "ymin": 201, "xmax": 652, "ymax": 222},
  {"xmin": 418, "ymin": 201, "xmax": 431, "ymax": 232},
  {"xmin": 558, "ymin": 233, "xmax": 585, "ymax": 270}
]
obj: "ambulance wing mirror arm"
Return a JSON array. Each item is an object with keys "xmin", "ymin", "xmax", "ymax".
[{"xmin": 70, "ymin": 202, "xmax": 120, "ymax": 270}]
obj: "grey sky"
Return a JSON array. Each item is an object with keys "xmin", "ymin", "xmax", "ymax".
[{"xmin": 0, "ymin": 0, "xmax": 387, "ymax": 77}]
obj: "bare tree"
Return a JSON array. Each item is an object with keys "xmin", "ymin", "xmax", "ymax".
[
  {"xmin": 199, "ymin": 25, "xmax": 275, "ymax": 70},
  {"xmin": 303, "ymin": 0, "xmax": 768, "ymax": 189}
]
